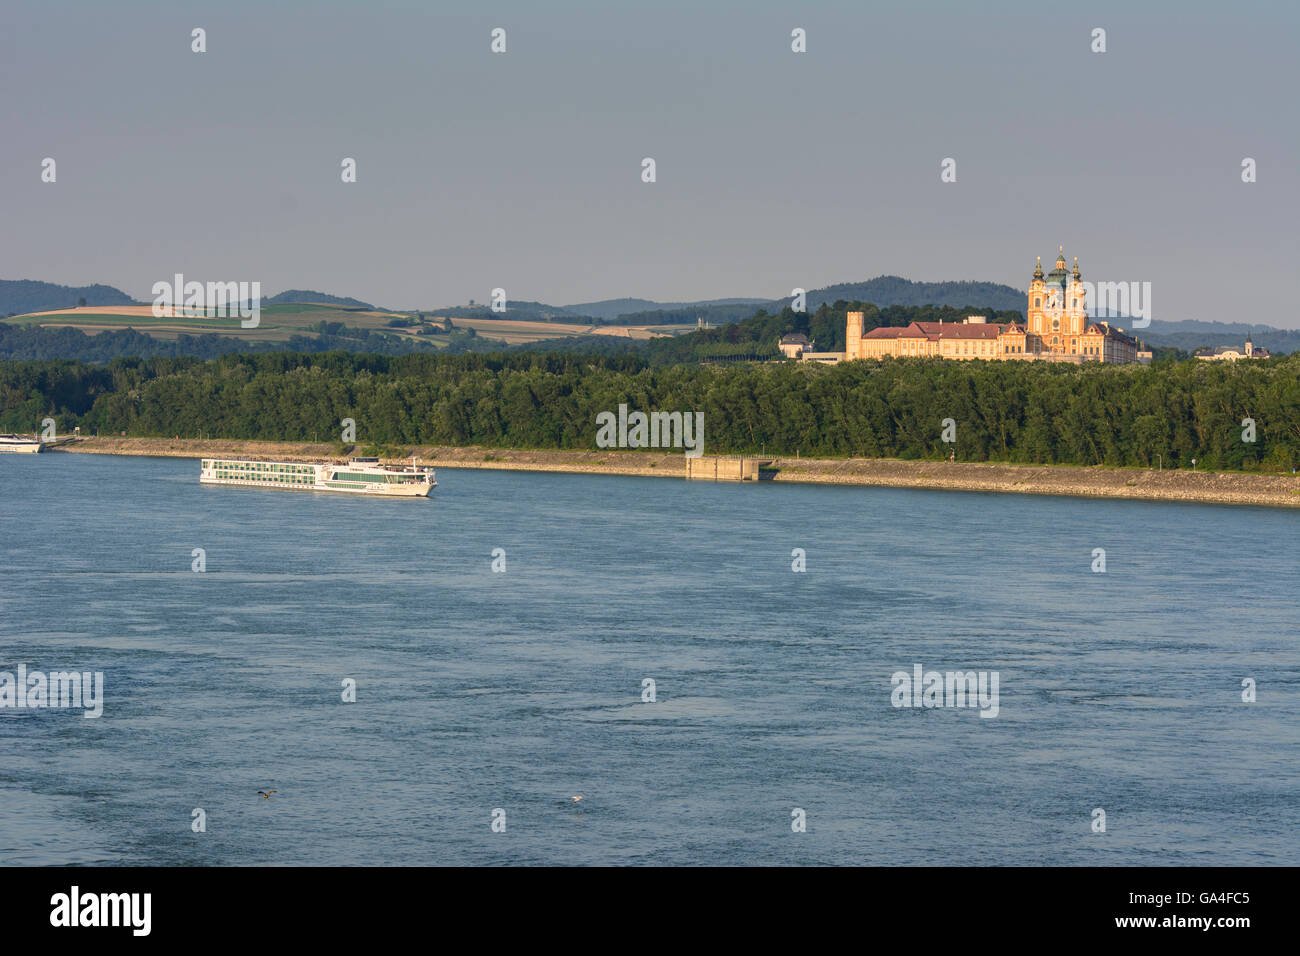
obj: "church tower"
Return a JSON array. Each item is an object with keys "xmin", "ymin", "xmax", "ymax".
[
  {"xmin": 1027, "ymin": 247, "xmax": 1087, "ymax": 354},
  {"xmin": 846, "ymin": 311, "xmax": 864, "ymax": 359},
  {"xmin": 1028, "ymin": 256, "xmax": 1046, "ymax": 338},
  {"xmin": 1066, "ymin": 255, "xmax": 1087, "ymax": 338}
]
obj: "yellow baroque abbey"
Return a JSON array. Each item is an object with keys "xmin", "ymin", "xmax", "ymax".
[{"xmin": 843, "ymin": 250, "xmax": 1141, "ymax": 364}]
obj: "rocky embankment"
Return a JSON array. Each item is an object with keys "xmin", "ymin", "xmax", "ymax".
[{"xmin": 55, "ymin": 437, "xmax": 1300, "ymax": 508}]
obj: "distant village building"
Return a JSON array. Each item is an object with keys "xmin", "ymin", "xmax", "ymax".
[
  {"xmin": 1195, "ymin": 334, "xmax": 1269, "ymax": 361},
  {"xmin": 839, "ymin": 249, "xmax": 1140, "ymax": 364},
  {"xmin": 778, "ymin": 332, "xmax": 813, "ymax": 358}
]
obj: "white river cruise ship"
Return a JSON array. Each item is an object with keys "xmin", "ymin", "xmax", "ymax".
[
  {"xmin": 0, "ymin": 434, "xmax": 44, "ymax": 453},
  {"xmin": 200, "ymin": 456, "xmax": 435, "ymax": 497}
]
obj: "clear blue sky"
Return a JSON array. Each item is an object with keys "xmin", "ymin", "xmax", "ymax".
[{"xmin": 1, "ymin": 0, "xmax": 1295, "ymax": 323}]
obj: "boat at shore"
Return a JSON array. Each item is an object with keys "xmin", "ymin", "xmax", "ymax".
[
  {"xmin": 0, "ymin": 434, "xmax": 44, "ymax": 454},
  {"xmin": 200, "ymin": 456, "xmax": 435, "ymax": 497}
]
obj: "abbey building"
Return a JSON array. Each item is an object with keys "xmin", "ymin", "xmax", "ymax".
[{"xmin": 842, "ymin": 249, "xmax": 1141, "ymax": 364}]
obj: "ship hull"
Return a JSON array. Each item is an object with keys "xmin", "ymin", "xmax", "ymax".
[
  {"xmin": 199, "ymin": 476, "xmax": 434, "ymax": 497},
  {"xmin": 199, "ymin": 457, "xmax": 435, "ymax": 497}
]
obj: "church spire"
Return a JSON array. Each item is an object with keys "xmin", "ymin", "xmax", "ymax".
[
  {"xmin": 1072, "ymin": 256, "xmax": 1081, "ymax": 280},
  {"xmin": 1033, "ymin": 256, "xmax": 1043, "ymax": 279}
]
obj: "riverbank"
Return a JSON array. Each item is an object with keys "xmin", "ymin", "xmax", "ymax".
[{"xmin": 52, "ymin": 436, "xmax": 1300, "ymax": 508}]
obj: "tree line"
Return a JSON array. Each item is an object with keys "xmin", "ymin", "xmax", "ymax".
[{"xmin": 2, "ymin": 349, "xmax": 1297, "ymax": 471}]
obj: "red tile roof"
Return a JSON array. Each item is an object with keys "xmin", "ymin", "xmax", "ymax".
[
  {"xmin": 863, "ymin": 324, "xmax": 926, "ymax": 338},
  {"xmin": 863, "ymin": 321, "xmax": 1011, "ymax": 341},
  {"xmin": 913, "ymin": 322, "xmax": 1005, "ymax": 339}
]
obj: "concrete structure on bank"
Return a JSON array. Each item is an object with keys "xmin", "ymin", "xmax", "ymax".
[{"xmin": 685, "ymin": 456, "xmax": 769, "ymax": 481}]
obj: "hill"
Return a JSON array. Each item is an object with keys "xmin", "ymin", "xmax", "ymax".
[
  {"xmin": 422, "ymin": 300, "xmax": 597, "ymax": 322},
  {"xmin": 561, "ymin": 297, "xmax": 770, "ymax": 321},
  {"xmin": 1, "ymin": 279, "xmax": 135, "ymax": 317},
  {"xmin": 1141, "ymin": 320, "xmax": 1298, "ymax": 356},
  {"xmin": 596, "ymin": 277, "xmax": 1026, "ymax": 325},
  {"xmin": 264, "ymin": 290, "xmax": 375, "ymax": 309},
  {"xmin": 6, "ymin": 274, "xmax": 1295, "ymax": 362},
  {"xmin": 797, "ymin": 276, "xmax": 1025, "ymax": 314}
]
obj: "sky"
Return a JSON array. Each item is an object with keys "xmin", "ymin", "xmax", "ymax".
[{"xmin": 1, "ymin": 0, "xmax": 1296, "ymax": 323}]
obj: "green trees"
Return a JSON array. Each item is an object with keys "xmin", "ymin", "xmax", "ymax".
[{"xmin": 2, "ymin": 350, "xmax": 1298, "ymax": 472}]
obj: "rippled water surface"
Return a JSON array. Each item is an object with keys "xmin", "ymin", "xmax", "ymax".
[{"xmin": 1, "ymin": 453, "xmax": 1296, "ymax": 865}]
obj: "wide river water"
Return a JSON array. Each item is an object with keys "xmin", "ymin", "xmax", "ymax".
[{"xmin": 1, "ymin": 452, "xmax": 1296, "ymax": 865}]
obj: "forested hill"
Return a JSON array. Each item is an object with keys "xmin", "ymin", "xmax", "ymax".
[
  {"xmin": 561, "ymin": 297, "xmax": 770, "ymax": 322},
  {"xmin": 799, "ymin": 277, "xmax": 1025, "ymax": 314},
  {"xmin": 1, "ymin": 280, "xmax": 135, "ymax": 317},
  {"xmin": 598, "ymin": 277, "xmax": 1027, "ymax": 326},
  {"xmin": 264, "ymin": 290, "xmax": 375, "ymax": 309},
  {"xmin": 2, "ymin": 350, "xmax": 1296, "ymax": 473},
  {"xmin": 1142, "ymin": 320, "xmax": 1300, "ymax": 356}
]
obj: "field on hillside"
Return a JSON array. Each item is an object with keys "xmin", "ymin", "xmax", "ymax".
[
  {"xmin": 440, "ymin": 316, "xmax": 674, "ymax": 344},
  {"xmin": 7, "ymin": 303, "xmax": 680, "ymax": 345},
  {"xmin": 7, "ymin": 303, "xmax": 410, "ymax": 342}
]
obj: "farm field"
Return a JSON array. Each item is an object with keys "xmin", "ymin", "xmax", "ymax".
[
  {"xmin": 7, "ymin": 303, "xmax": 409, "ymax": 341},
  {"xmin": 6, "ymin": 303, "xmax": 680, "ymax": 345}
]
